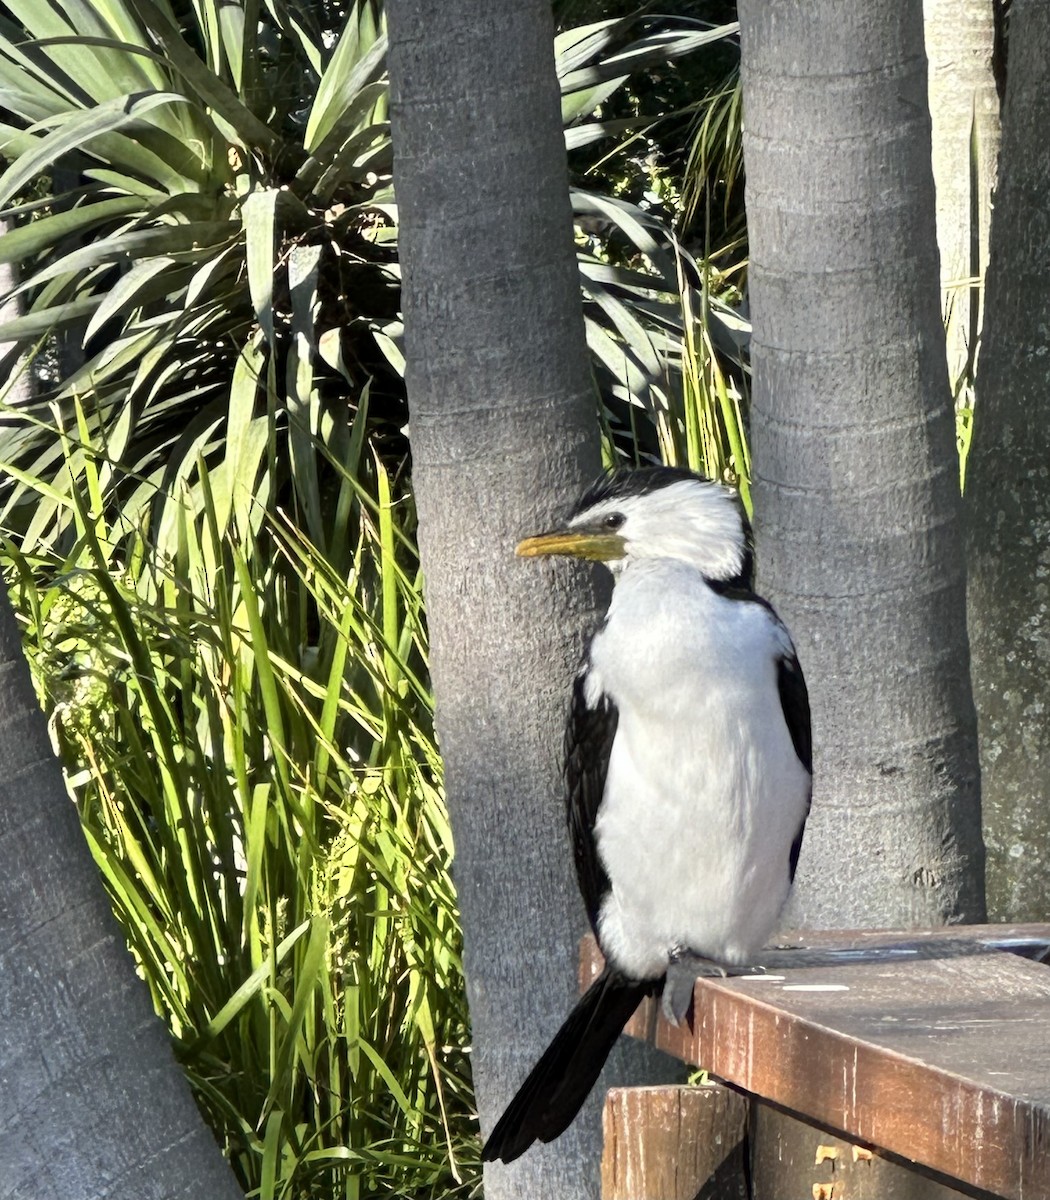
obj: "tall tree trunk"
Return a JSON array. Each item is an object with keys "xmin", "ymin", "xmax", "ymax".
[
  {"xmin": 0, "ymin": 591, "xmax": 241, "ymax": 1198},
  {"xmin": 737, "ymin": 0, "xmax": 985, "ymax": 931},
  {"xmin": 387, "ymin": 3, "xmax": 668, "ymax": 1197},
  {"xmin": 923, "ymin": 0, "xmax": 1001, "ymax": 393},
  {"xmin": 737, "ymin": 5, "xmax": 986, "ymax": 1193},
  {"xmin": 965, "ymin": 0, "xmax": 1050, "ymax": 921}
]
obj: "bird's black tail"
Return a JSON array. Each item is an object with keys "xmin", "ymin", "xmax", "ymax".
[{"xmin": 481, "ymin": 966, "xmax": 658, "ymax": 1164}]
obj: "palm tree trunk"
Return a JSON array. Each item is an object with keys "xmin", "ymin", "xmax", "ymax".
[
  {"xmin": 737, "ymin": 5, "xmax": 986, "ymax": 1193},
  {"xmin": 0, "ymin": 589, "xmax": 241, "ymax": 1199},
  {"xmin": 737, "ymin": 0, "xmax": 985, "ymax": 931},
  {"xmin": 965, "ymin": 0, "xmax": 1050, "ymax": 920},
  {"xmin": 387, "ymin": 3, "xmax": 667, "ymax": 1197}
]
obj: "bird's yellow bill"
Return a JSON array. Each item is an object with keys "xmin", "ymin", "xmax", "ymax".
[{"xmin": 516, "ymin": 530, "xmax": 625, "ymax": 561}]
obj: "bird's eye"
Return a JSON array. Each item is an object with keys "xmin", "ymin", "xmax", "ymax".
[{"xmin": 602, "ymin": 513, "xmax": 625, "ymax": 531}]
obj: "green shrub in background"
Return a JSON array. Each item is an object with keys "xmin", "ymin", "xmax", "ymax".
[
  {"xmin": 0, "ymin": 1, "xmax": 749, "ymax": 1194},
  {"xmin": 0, "ymin": 0, "xmax": 746, "ymax": 557},
  {"xmin": 4, "ymin": 410, "xmax": 474, "ymax": 1197}
]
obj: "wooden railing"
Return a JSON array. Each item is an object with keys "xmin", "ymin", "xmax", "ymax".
[{"xmin": 582, "ymin": 925, "xmax": 1050, "ymax": 1200}]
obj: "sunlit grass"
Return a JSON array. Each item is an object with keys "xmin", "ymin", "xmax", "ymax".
[{"xmin": 1, "ymin": 424, "xmax": 476, "ymax": 1199}]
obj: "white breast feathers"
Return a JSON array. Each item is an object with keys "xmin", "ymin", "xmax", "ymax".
[{"xmin": 585, "ymin": 559, "xmax": 811, "ymax": 978}]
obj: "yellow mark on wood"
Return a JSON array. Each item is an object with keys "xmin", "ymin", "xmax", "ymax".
[
  {"xmin": 852, "ymin": 1145, "xmax": 874, "ymax": 1163},
  {"xmin": 815, "ymin": 1144, "xmax": 840, "ymax": 1166},
  {"xmin": 812, "ymin": 1184, "xmax": 840, "ymax": 1200}
]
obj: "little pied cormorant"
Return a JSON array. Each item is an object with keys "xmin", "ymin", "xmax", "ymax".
[{"xmin": 482, "ymin": 466, "xmax": 812, "ymax": 1164}]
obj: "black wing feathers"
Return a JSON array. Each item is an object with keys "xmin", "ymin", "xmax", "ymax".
[
  {"xmin": 564, "ymin": 669, "xmax": 616, "ymax": 933},
  {"xmin": 777, "ymin": 653, "xmax": 811, "ymax": 775},
  {"xmin": 483, "ymin": 671, "xmax": 648, "ymax": 1164},
  {"xmin": 776, "ymin": 652, "xmax": 812, "ymax": 881}
]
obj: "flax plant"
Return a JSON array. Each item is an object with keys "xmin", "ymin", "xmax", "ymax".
[
  {"xmin": 2, "ymin": 418, "xmax": 473, "ymax": 1199},
  {"xmin": 0, "ymin": 0, "xmax": 738, "ymax": 556},
  {"xmin": 651, "ymin": 255, "xmax": 750, "ymax": 510}
]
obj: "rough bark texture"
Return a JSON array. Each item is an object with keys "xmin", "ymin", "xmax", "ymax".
[
  {"xmin": 737, "ymin": 0, "xmax": 985, "ymax": 930},
  {"xmin": 387, "ymin": 4, "xmax": 670, "ymax": 1196},
  {"xmin": 923, "ymin": 0, "xmax": 1000, "ymax": 388},
  {"xmin": 966, "ymin": 0, "xmax": 1050, "ymax": 921},
  {"xmin": 0, "ymin": 593, "xmax": 241, "ymax": 1198}
]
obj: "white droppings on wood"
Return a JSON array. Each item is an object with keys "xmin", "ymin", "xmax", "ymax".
[{"xmin": 782, "ymin": 984, "xmax": 850, "ymax": 992}]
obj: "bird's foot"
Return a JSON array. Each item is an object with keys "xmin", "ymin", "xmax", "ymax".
[
  {"xmin": 661, "ymin": 949, "xmax": 778, "ymax": 1026},
  {"xmin": 662, "ymin": 951, "xmax": 728, "ymax": 1026}
]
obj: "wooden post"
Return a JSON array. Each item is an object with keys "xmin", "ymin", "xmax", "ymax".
[{"xmin": 601, "ymin": 1083, "xmax": 749, "ymax": 1200}]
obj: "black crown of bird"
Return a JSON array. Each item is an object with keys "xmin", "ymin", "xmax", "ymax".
[{"xmin": 482, "ymin": 464, "xmax": 812, "ymax": 1165}]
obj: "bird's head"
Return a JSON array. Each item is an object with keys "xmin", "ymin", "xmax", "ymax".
[{"xmin": 517, "ymin": 466, "xmax": 752, "ymax": 584}]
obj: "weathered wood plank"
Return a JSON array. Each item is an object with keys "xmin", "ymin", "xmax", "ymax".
[
  {"xmin": 601, "ymin": 1084, "xmax": 748, "ymax": 1200},
  {"xmin": 581, "ymin": 926, "xmax": 1050, "ymax": 1200}
]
